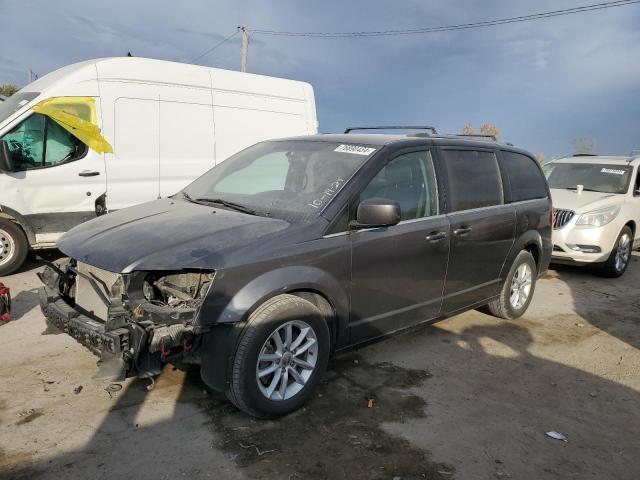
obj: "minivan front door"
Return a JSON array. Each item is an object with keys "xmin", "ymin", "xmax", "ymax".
[
  {"xmin": 349, "ymin": 150, "xmax": 449, "ymax": 343},
  {"xmin": 439, "ymin": 149, "xmax": 515, "ymax": 313}
]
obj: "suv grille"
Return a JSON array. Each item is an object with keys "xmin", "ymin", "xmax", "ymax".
[{"xmin": 553, "ymin": 208, "xmax": 575, "ymax": 230}]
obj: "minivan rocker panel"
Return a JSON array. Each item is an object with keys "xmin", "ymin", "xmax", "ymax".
[{"xmin": 39, "ymin": 133, "xmax": 552, "ymax": 418}]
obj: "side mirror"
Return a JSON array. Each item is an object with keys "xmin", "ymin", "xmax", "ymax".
[
  {"xmin": 0, "ymin": 140, "xmax": 14, "ymax": 173},
  {"xmin": 351, "ymin": 198, "xmax": 401, "ymax": 229}
]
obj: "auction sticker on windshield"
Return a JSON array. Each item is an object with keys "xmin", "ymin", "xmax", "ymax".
[
  {"xmin": 601, "ymin": 168, "xmax": 626, "ymax": 175},
  {"xmin": 334, "ymin": 144, "xmax": 376, "ymax": 156}
]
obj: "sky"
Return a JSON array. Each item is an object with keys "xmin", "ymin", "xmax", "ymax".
[{"xmin": 0, "ymin": 0, "xmax": 639, "ymax": 159}]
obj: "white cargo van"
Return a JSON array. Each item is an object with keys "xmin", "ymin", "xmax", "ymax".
[{"xmin": 0, "ymin": 57, "xmax": 318, "ymax": 275}]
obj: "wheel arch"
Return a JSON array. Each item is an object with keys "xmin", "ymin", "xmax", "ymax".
[
  {"xmin": 0, "ymin": 205, "xmax": 36, "ymax": 245},
  {"xmin": 199, "ymin": 267, "xmax": 346, "ymax": 394},
  {"xmin": 624, "ymin": 220, "xmax": 635, "ymax": 237},
  {"xmin": 500, "ymin": 230, "xmax": 544, "ymax": 282}
]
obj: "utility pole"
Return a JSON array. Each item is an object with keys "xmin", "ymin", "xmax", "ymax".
[{"xmin": 240, "ymin": 25, "xmax": 249, "ymax": 73}]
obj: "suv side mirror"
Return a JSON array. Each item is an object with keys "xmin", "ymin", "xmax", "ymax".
[
  {"xmin": 351, "ymin": 198, "xmax": 401, "ymax": 229},
  {"xmin": 0, "ymin": 140, "xmax": 14, "ymax": 173}
]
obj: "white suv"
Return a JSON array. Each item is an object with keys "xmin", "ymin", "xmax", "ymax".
[{"xmin": 543, "ymin": 154, "xmax": 640, "ymax": 277}]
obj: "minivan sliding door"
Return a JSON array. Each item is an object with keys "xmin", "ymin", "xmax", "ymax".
[{"xmin": 440, "ymin": 148, "xmax": 515, "ymax": 313}]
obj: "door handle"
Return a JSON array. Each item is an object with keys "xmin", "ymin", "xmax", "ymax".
[
  {"xmin": 425, "ymin": 231, "xmax": 447, "ymax": 242},
  {"xmin": 78, "ymin": 171, "xmax": 100, "ymax": 177},
  {"xmin": 453, "ymin": 226, "xmax": 472, "ymax": 236}
]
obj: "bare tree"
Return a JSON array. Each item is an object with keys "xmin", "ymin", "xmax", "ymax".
[
  {"xmin": 0, "ymin": 84, "xmax": 20, "ymax": 97},
  {"xmin": 534, "ymin": 153, "xmax": 547, "ymax": 164},
  {"xmin": 573, "ymin": 138, "xmax": 596, "ymax": 155},
  {"xmin": 479, "ymin": 123, "xmax": 501, "ymax": 140},
  {"xmin": 461, "ymin": 124, "xmax": 476, "ymax": 135}
]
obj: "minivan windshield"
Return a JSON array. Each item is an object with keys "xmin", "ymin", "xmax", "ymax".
[
  {"xmin": 0, "ymin": 91, "xmax": 39, "ymax": 125},
  {"xmin": 542, "ymin": 162, "xmax": 632, "ymax": 194},
  {"xmin": 181, "ymin": 140, "xmax": 378, "ymax": 221}
]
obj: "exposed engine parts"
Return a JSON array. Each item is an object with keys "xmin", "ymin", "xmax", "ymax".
[{"xmin": 38, "ymin": 259, "xmax": 214, "ymax": 381}]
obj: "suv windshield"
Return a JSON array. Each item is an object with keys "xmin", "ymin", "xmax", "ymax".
[
  {"xmin": 543, "ymin": 162, "xmax": 632, "ymax": 194},
  {"xmin": 181, "ymin": 140, "xmax": 378, "ymax": 221},
  {"xmin": 0, "ymin": 91, "xmax": 40, "ymax": 124}
]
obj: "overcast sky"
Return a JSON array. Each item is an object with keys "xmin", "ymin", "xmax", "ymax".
[{"xmin": 1, "ymin": 0, "xmax": 639, "ymax": 158}]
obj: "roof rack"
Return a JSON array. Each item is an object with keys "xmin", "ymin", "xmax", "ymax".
[
  {"xmin": 455, "ymin": 134, "xmax": 498, "ymax": 141},
  {"xmin": 344, "ymin": 125, "xmax": 438, "ymax": 134}
]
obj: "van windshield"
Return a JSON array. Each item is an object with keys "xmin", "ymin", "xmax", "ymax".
[
  {"xmin": 181, "ymin": 140, "xmax": 378, "ymax": 221},
  {"xmin": 0, "ymin": 92, "xmax": 40, "ymax": 125},
  {"xmin": 542, "ymin": 162, "xmax": 632, "ymax": 194}
]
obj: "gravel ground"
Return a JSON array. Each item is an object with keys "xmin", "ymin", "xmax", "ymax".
[{"xmin": 0, "ymin": 253, "xmax": 639, "ymax": 479}]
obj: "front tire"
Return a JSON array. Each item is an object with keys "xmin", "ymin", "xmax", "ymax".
[
  {"xmin": 0, "ymin": 219, "xmax": 29, "ymax": 276},
  {"xmin": 599, "ymin": 226, "xmax": 632, "ymax": 278},
  {"xmin": 486, "ymin": 250, "xmax": 537, "ymax": 320},
  {"xmin": 225, "ymin": 294, "xmax": 330, "ymax": 418}
]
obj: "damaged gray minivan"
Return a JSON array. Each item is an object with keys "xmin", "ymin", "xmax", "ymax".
[{"xmin": 39, "ymin": 130, "xmax": 552, "ymax": 417}]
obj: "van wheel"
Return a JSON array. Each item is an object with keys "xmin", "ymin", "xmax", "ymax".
[
  {"xmin": 0, "ymin": 219, "xmax": 28, "ymax": 276},
  {"xmin": 225, "ymin": 294, "xmax": 330, "ymax": 418},
  {"xmin": 599, "ymin": 226, "xmax": 632, "ymax": 278},
  {"xmin": 486, "ymin": 250, "xmax": 537, "ymax": 320}
]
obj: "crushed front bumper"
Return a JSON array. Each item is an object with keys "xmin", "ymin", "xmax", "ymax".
[
  {"xmin": 38, "ymin": 261, "xmax": 204, "ymax": 381},
  {"xmin": 39, "ymin": 285, "xmax": 129, "ymax": 358}
]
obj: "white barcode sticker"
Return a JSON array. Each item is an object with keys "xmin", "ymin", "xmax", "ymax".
[
  {"xmin": 601, "ymin": 168, "xmax": 625, "ymax": 175},
  {"xmin": 334, "ymin": 144, "xmax": 376, "ymax": 156}
]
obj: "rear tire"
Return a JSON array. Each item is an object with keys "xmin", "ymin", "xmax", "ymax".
[
  {"xmin": 486, "ymin": 250, "xmax": 537, "ymax": 320},
  {"xmin": 0, "ymin": 219, "xmax": 28, "ymax": 276},
  {"xmin": 225, "ymin": 294, "xmax": 330, "ymax": 418},
  {"xmin": 599, "ymin": 226, "xmax": 632, "ymax": 278}
]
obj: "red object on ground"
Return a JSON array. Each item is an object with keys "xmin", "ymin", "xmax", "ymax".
[{"xmin": 0, "ymin": 282, "xmax": 11, "ymax": 322}]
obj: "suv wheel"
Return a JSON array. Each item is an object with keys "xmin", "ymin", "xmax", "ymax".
[
  {"xmin": 225, "ymin": 294, "xmax": 330, "ymax": 418},
  {"xmin": 486, "ymin": 250, "xmax": 537, "ymax": 320},
  {"xmin": 599, "ymin": 226, "xmax": 632, "ymax": 278},
  {"xmin": 0, "ymin": 219, "xmax": 28, "ymax": 276}
]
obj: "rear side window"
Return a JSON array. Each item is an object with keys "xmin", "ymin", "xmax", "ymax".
[
  {"xmin": 441, "ymin": 150, "xmax": 503, "ymax": 212},
  {"xmin": 501, "ymin": 152, "xmax": 548, "ymax": 201}
]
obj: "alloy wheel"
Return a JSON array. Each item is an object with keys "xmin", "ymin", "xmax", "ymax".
[
  {"xmin": 510, "ymin": 263, "xmax": 532, "ymax": 310},
  {"xmin": 256, "ymin": 320, "xmax": 318, "ymax": 401},
  {"xmin": 615, "ymin": 233, "xmax": 631, "ymax": 273}
]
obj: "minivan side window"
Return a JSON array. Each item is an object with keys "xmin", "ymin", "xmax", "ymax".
[
  {"xmin": 441, "ymin": 150, "xmax": 503, "ymax": 212},
  {"xmin": 359, "ymin": 150, "xmax": 438, "ymax": 221},
  {"xmin": 501, "ymin": 151, "xmax": 548, "ymax": 202},
  {"xmin": 1, "ymin": 113, "xmax": 85, "ymax": 171}
]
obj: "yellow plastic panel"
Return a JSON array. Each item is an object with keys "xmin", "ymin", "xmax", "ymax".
[{"xmin": 32, "ymin": 97, "xmax": 113, "ymax": 154}]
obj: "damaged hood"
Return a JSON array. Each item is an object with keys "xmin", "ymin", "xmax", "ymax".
[
  {"xmin": 550, "ymin": 188, "xmax": 622, "ymax": 214},
  {"xmin": 57, "ymin": 198, "xmax": 294, "ymax": 273}
]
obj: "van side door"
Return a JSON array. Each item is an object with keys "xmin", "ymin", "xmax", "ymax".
[
  {"xmin": 439, "ymin": 147, "xmax": 516, "ymax": 313},
  {"xmin": 349, "ymin": 149, "xmax": 449, "ymax": 343},
  {"xmin": 98, "ymin": 81, "xmax": 161, "ymax": 210}
]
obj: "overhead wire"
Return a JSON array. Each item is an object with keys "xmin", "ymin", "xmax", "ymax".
[{"xmin": 250, "ymin": 1, "xmax": 640, "ymax": 38}]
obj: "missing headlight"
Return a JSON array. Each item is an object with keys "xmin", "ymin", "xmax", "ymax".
[{"xmin": 142, "ymin": 271, "xmax": 214, "ymax": 309}]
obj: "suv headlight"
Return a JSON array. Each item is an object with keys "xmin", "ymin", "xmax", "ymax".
[{"xmin": 575, "ymin": 206, "xmax": 620, "ymax": 227}]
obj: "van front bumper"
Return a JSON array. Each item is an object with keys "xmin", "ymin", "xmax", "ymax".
[{"xmin": 39, "ymin": 285, "xmax": 129, "ymax": 358}]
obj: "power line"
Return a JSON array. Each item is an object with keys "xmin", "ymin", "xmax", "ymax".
[
  {"xmin": 190, "ymin": 28, "xmax": 241, "ymax": 63},
  {"xmin": 251, "ymin": 0, "xmax": 640, "ymax": 37}
]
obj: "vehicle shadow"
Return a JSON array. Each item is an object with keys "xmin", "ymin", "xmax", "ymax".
[
  {"xmin": 550, "ymin": 254, "xmax": 640, "ymax": 350},
  {"xmin": 4, "ymin": 293, "xmax": 640, "ymax": 479},
  {"xmin": 392, "ymin": 316, "xmax": 640, "ymax": 479}
]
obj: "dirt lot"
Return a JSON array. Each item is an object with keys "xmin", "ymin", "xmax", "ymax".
[{"xmin": 1, "ymin": 254, "xmax": 639, "ymax": 480}]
